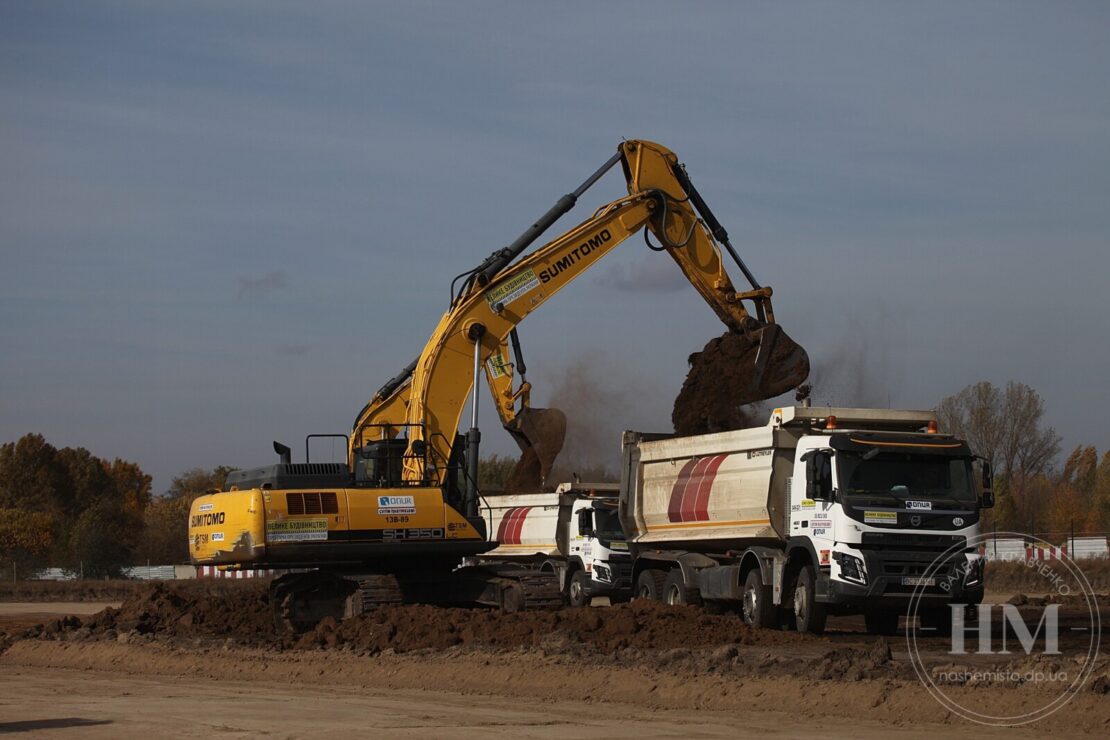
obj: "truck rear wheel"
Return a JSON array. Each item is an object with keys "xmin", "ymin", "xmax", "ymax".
[
  {"xmin": 567, "ymin": 570, "xmax": 591, "ymax": 608},
  {"xmin": 635, "ymin": 569, "xmax": 666, "ymax": 601},
  {"xmin": 663, "ymin": 569, "xmax": 701, "ymax": 606},
  {"xmin": 793, "ymin": 565, "xmax": 827, "ymax": 634},
  {"xmin": 864, "ymin": 608, "xmax": 900, "ymax": 636},
  {"xmin": 741, "ymin": 568, "xmax": 775, "ymax": 628}
]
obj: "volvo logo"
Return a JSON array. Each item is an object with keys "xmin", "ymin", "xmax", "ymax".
[
  {"xmin": 953, "ymin": 517, "xmax": 965, "ymax": 527},
  {"xmin": 910, "ymin": 515, "xmax": 922, "ymax": 527}
]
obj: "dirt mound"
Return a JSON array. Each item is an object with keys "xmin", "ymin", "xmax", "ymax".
[
  {"xmin": 21, "ymin": 582, "xmax": 813, "ymax": 657},
  {"xmin": 25, "ymin": 581, "xmax": 273, "ymax": 645},
  {"xmin": 296, "ymin": 600, "xmax": 803, "ymax": 654},
  {"xmin": 672, "ymin": 329, "xmax": 810, "ymax": 435}
]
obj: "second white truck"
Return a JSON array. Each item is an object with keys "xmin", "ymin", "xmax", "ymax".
[
  {"xmin": 478, "ymin": 483, "xmax": 633, "ymax": 606},
  {"xmin": 619, "ymin": 407, "xmax": 992, "ymax": 634}
]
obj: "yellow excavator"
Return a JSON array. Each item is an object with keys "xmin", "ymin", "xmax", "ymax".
[{"xmin": 188, "ymin": 140, "xmax": 809, "ymax": 628}]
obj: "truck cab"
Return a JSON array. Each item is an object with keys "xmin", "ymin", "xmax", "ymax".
[
  {"xmin": 787, "ymin": 413, "xmax": 987, "ymax": 631},
  {"xmin": 477, "ymin": 483, "xmax": 632, "ymax": 606},
  {"xmin": 564, "ymin": 492, "xmax": 633, "ymax": 606}
]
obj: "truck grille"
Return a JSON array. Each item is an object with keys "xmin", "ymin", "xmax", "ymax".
[{"xmin": 860, "ymin": 532, "xmax": 966, "ymax": 551}]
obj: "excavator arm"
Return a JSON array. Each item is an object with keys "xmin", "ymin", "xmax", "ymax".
[{"xmin": 363, "ymin": 140, "xmax": 807, "ymax": 499}]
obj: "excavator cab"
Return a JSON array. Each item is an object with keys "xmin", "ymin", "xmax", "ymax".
[{"xmin": 354, "ymin": 438, "xmax": 408, "ymax": 487}]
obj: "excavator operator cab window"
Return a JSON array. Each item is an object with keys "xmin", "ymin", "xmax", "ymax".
[{"xmin": 355, "ymin": 439, "xmax": 408, "ymax": 488}]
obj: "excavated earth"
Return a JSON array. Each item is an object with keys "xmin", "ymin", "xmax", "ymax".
[
  {"xmin": 672, "ymin": 329, "xmax": 810, "ymax": 436},
  {"xmin": 3, "ymin": 582, "xmax": 1110, "ymax": 736}
]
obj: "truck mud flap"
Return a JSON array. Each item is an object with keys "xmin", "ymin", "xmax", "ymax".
[{"xmin": 693, "ymin": 565, "xmax": 744, "ymax": 600}]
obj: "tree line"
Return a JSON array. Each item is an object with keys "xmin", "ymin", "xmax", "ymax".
[
  {"xmin": 1, "ymin": 379, "xmax": 1107, "ymax": 577},
  {"xmin": 0, "ymin": 433, "xmax": 231, "ymax": 577},
  {"xmin": 937, "ymin": 381, "xmax": 1109, "ymax": 535}
]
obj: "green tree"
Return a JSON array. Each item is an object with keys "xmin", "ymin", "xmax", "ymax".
[
  {"xmin": 0, "ymin": 508, "xmax": 54, "ymax": 576},
  {"xmin": 67, "ymin": 499, "xmax": 137, "ymax": 577},
  {"xmin": 138, "ymin": 496, "xmax": 194, "ymax": 564},
  {"xmin": 478, "ymin": 454, "xmax": 518, "ymax": 492},
  {"xmin": 166, "ymin": 466, "xmax": 234, "ymax": 499}
]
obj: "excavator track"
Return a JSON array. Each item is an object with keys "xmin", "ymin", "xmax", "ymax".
[
  {"xmin": 347, "ymin": 574, "xmax": 404, "ymax": 614},
  {"xmin": 507, "ymin": 571, "xmax": 566, "ymax": 611},
  {"xmin": 271, "ymin": 567, "xmax": 565, "ymax": 632}
]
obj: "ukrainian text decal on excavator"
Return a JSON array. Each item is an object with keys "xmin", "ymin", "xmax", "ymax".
[{"xmin": 188, "ymin": 139, "xmax": 809, "ymax": 631}]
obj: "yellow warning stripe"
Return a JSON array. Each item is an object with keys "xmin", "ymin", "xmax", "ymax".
[
  {"xmin": 647, "ymin": 518, "xmax": 771, "ymax": 531},
  {"xmin": 849, "ymin": 438, "xmax": 962, "ymax": 449}
]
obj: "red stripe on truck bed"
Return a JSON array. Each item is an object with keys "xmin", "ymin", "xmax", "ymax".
[
  {"xmin": 678, "ymin": 456, "xmax": 713, "ymax": 521},
  {"xmin": 692, "ymin": 454, "xmax": 727, "ymax": 521},
  {"xmin": 667, "ymin": 459, "xmax": 699, "ymax": 522},
  {"xmin": 667, "ymin": 454, "xmax": 729, "ymax": 523}
]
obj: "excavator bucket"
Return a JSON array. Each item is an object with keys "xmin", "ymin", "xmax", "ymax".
[
  {"xmin": 672, "ymin": 323, "xmax": 810, "ymax": 436},
  {"xmin": 502, "ymin": 407, "xmax": 567, "ymax": 494}
]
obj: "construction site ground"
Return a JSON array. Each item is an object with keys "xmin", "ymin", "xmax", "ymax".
[{"xmin": 1, "ymin": 582, "xmax": 1107, "ymax": 738}]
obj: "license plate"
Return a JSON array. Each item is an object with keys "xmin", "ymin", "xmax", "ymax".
[{"xmin": 902, "ymin": 576, "xmax": 935, "ymax": 587}]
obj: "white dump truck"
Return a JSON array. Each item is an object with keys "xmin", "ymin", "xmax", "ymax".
[
  {"xmin": 619, "ymin": 407, "xmax": 993, "ymax": 634},
  {"xmin": 478, "ymin": 483, "xmax": 632, "ymax": 606}
]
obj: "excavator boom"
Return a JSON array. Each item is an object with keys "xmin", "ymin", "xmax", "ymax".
[{"xmin": 353, "ymin": 140, "xmax": 808, "ymax": 496}]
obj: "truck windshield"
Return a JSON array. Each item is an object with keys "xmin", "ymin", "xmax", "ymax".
[
  {"xmin": 838, "ymin": 452, "xmax": 976, "ymax": 506},
  {"xmin": 594, "ymin": 509, "xmax": 624, "ymax": 541}
]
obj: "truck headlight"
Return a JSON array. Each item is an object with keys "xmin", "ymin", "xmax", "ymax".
[
  {"xmin": 594, "ymin": 564, "xmax": 612, "ymax": 583},
  {"xmin": 833, "ymin": 552, "xmax": 867, "ymax": 585},
  {"xmin": 964, "ymin": 556, "xmax": 983, "ymax": 587}
]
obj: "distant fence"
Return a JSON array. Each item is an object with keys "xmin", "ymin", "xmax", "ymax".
[{"xmin": 981, "ymin": 535, "xmax": 1109, "ymax": 562}]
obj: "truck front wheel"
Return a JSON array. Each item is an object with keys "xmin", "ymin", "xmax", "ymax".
[
  {"xmin": 793, "ymin": 565, "xmax": 827, "ymax": 634},
  {"xmin": 741, "ymin": 569, "xmax": 776, "ymax": 628},
  {"xmin": 635, "ymin": 569, "xmax": 666, "ymax": 601},
  {"xmin": 567, "ymin": 570, "xmax": 590, "ymax": 608}
]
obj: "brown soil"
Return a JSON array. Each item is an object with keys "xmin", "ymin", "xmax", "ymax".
[
  {"xmin": 672, "ymin": 328, "xmax": 810, "ymax": 435},
  {"xmin": 0, "ymin": 580, "xmax": 152, "ymax": 602},
  {"xmin": 10, "ymin": 582, "xmax": 805, "ymax": 655},
  {"xmin": 6, "ymin": 584, "xmax": 1110, "ymax": 735},
  {"xmin": 294, "ymin": 599, "xmax": 806, "ymax": 655}
]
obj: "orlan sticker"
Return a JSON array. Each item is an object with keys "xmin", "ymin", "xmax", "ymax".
[
  {"xmin": 266, "ymin": 519, "xmax": 328, "ymax": 542},
  {"xmin": 864, "ymin": 511, "xmax": 898, "ymax": 524},
  {"xmin": 378, "ymin": 495, "xmax": 416, "ymax": 516},
  {"xmin": 485, "ymin": 268, "xmax": 539, "ymax": 308}
]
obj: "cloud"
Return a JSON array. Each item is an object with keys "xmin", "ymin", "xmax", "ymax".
[
  {"xmin": 275, "ymin": 343, "xmax": 311, "ymax": 357},
  {"xmin": 596, "ymin": 256, "xmax": 689, "ymax": 292},
  {"xmin": 237, "ymin": 270, "xmax": 288, "ymax": 299}
]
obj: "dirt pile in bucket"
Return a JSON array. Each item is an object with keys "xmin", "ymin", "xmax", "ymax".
[{"xmin": 672, "ymin": 328, "xmax": 810, "ymax": 435}]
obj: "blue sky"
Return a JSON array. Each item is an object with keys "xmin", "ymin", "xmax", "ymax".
[{"xmin": 2, "ymin": 2, "xmax": 1109, "ymax": 491}]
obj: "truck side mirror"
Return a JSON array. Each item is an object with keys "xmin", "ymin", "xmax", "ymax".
[
  {"xmin": 980, "ymin": 460, "xmax": 994, "ymax": 509},
  {"xmin": 577, "ymin": 510, "xmax": 594, "ymax": 537},
  {"xmin": 804, "ymin": 451, "xmax": 833, "ymax": 501}
]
